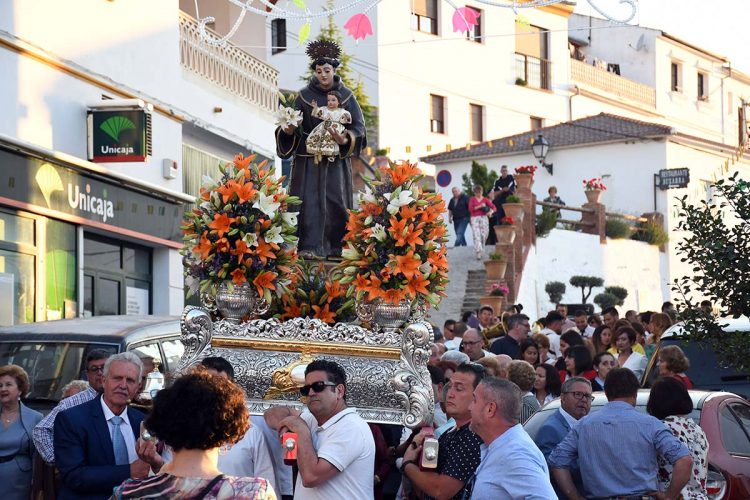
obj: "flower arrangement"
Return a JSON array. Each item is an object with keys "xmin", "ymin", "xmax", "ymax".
[
  {"xmin": 498, "ymin": 216, "xmax": 515, "ymax": 225},
  {"xmin": 181, "ymin": 154, "xmax": 301, "ymax": 303},
  {"xmin": 273, "ymin": 92, "xmax": 302, "ymax": 130},
  {"xmin": 515, "ymin": 165, "xmax": 538, "ymax": 178},
  {"xmin": 275, "ymin": 260, "xmax": 354, "ymax": 324},
  {"xmin": 488, "ymin": 252, "xmax": 506, "ymax": 261},
  {"xmin": 583, "ymin": 178, "xmax": 607, "ymax": 191},
  {"xmin": 489, "ymin": 283, "xmax": 509, "ymax": 297},
  {"xmin": 339, "ymin": 160, "xmax": 449, "ymax": 307}
]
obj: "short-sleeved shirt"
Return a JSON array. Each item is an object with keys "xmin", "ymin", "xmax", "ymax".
[
  {"xmin": 294, "ymin": 407, "xmax": 375, "ymax": 500},
  {"xmin": 426, "ymin": 423, "xmax": 482, "ymax": 500}
]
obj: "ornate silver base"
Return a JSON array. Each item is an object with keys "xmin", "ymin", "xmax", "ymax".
[{"xmin": 211, "ymin": 282, "xmax": 270, "ymax": 324}]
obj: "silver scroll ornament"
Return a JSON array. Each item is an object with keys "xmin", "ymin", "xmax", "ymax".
[
  {"xmin": 390, "ymin": 321, "xmax": 435, "ymax": 428},
  {"xmin": 177, "ymin": 306, "xmax": 213, "ymax": 373}
]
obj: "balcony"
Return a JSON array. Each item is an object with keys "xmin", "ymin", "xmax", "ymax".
[
  {"xmin": 514, "ymin": 52, "xmax": 551, "ymax": 90},
  {"xmin": 570, "ymin": 58, "xmax": 655, "ymax": 108},
  {"xmin": 179, "ymin": 13, "xmax": 279, "ymax": 114}
]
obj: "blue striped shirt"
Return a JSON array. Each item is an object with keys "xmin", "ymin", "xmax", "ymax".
[{"xmin": 548, "ymin": 401, "xmax": 690, "ymax": 498}]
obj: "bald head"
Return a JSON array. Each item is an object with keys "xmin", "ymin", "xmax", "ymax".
[{"xmin": 494, "ymin": 354, "xmax": 512, "ymax": 379}]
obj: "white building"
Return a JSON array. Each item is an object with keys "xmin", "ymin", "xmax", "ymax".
[{"xmin": 0, "ymin": 0, "xmax": 278, "ymax": 324}]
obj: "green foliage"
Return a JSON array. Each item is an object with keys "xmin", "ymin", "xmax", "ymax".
[
  {"xmin": 536, "ymin": 209, "xmax": 558, "ymax": 238},
  {"xmin": 671, "ymin": 172, "xmax": 750, "ymax": 372},
  {"xmin": 301, "ymin": 2, "xmax": 377, "ymax": 133},
  {"xmin": 593, "ymin": 292, "xmax": 618, "ymax": 311},
  {"xmin": 545, "ymin": 281, "xmax": 566, "ymax": 304},
  {"xmin": 631, "ymin": 220, "xmax": 669, "ymax": 246},
  {"xmin": 505, "ymin": 195, "xmax": 522, "ymax": 203},
  {"xmin": 462, "ymin": 160, "xmax": 498, "ymax": 196},
  {"xmin": 569, "ymin": 275, "xmax": 604, "ymax": 304},
  {"xmin": 605, "ymin": 218, "xmax": 632, "ymax": 239},
  {"xmin": 488, "ymin": 252, "xmax": 506, "ymax": 262},
  {"xmin": 604, "ymin": 286, "xmax": 628, "ymax": 306}
]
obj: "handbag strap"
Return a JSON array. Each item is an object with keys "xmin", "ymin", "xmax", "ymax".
[{"xmin": 196, "ymin": 474, "xmax": 224, "ymax": 499}]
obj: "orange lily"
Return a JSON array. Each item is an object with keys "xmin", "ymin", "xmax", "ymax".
[
  {"xmin": 231, "ymin": 180, "xmax": 257, "ymax": 204},
  {"xmin": 312, "ymin": 304, "xmax": 337, "ymax": 324},
  {"xmin": 216, "ymin": 180, "xmax": 239, "ymax": 204},
  {"xmin": 395, "ymin": 250, "xmax": 421, "ymax": 279},
  {"xmin": 390, "ymin": 162, "xmax": 421, "ymax": 186},
  {"xmin": 403, "ymin": 225, "xmax": 424, "ymax": 248},
  {"xmin": 353, "ymin": 274, "xmax": 370, "ymax": 293},
  {"xmin": 209, "ymin": 213, "xmax": 236, "ymax": 237},
  {"xmin": 399, "ymin": 205, "xmax": 419, "ymax": 221},
  {"xmin": 193, "ymin": 232, "xmax": 213, "ymax": 260},
  {"xmin": 281, "ymin": 300, "xmax": 303, "ymax": 321},
  {"xmin": 325, "ymin": 281, "xmax": 345, "ymax": 301},
  {"xmin": 253, "ymin": 238, "xmax": 277, "ymax": 265},
  {"xmin": 215, "ymin": 237, "xmax": 230, "ymax": 254},
  {"xmin": 406, "ymin": 274, "xmax": 430, "ymax": 297},
  {"xmin": 230, "ymin": 268, "xmax": 247, "ymax": 285},
  {"xmin": 231, "ymin": 239, "xmax": 250, "ymax": 263},
  {"xmin": 382, "ymin": 288, "xmax": 407, "ymax": 304},
  {"xmin": 366, "ymin": 274, "xmax": 383, "ymax": 301},
  {"xmin": 252, "ymin": 270, "xmax": 277, "ymax": 297},
  {"xmin": 233, "ymin": 153, "xmax": 255, "ymax": 170}
]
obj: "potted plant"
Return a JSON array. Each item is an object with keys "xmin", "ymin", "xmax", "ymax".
[
  {"xmin": 480, "ymin": 283, "xmax": 509, "ymax": 314},
  {"xmin": 514, "ymin": 165, "xmax": 538, "ymax": 190},
  {"xmin": 502, "ymin": 194, "xmax": 525, "ymax": 220},
  {"xmin": 484, "ymin": 252, "xmax": 507, "ymax": 280},
  {"xmin": 493, "ymin": 216, "xmax": 516, "ymax": 244},
  {"xmin": 515, "ymin": 77, "xmax": 527, "ymax": 86},
  {"xmin": 583, "ymin": 177, "xmax": 607, "ymax": 204}
]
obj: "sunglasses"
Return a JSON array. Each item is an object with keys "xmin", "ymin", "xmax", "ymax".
[
  {"xmin": 87, "ymin": 366, "xmax": 105, "ymax": 374},
  {"xmin": 300, "ymin": 381, "xmax": 337, "ymax": 397}
]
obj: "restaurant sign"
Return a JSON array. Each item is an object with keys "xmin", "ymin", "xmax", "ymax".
[
  {"xmin": 657, "ymin": 168, "xmax": 690, "ymax": 190},
  {"xmin": 87, "ymin": 109, "xmax": 150, "ymax": 162}
]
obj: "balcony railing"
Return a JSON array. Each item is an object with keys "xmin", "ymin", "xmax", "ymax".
[
  {"xmin": 570, "ymin": 58, "xmax": 655, "ymax": 108},
  {"xmin": 514, "ymin": 52, "xmax": 551, "ymax": 90},
  {"xmin": 179, "ymin": 13, "xmax": 279, "ymax": 113}
]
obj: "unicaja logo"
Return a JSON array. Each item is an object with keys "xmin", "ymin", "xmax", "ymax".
[
  {"xmin": 68, "ymin": 183, "xmax": 114, "ymax": 223},
  {"xmin": 100, "ymin": 116, "xmax": 135, "ymax": 155}
]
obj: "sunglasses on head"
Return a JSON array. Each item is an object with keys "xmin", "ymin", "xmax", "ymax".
[{"xmin": 300, "ymin": 381, "xmax": 337, "ymax": 397}]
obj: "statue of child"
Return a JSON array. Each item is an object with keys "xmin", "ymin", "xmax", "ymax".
[{"xmin": 306, "ymin": 91, "xmax": 352, "ymax": 164}]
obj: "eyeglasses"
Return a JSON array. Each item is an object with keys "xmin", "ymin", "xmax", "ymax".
[
  {"xmin": 300, "ymin": 381, "xmax": 337, "ymax": 397},
  {"xmin": 563, "ymin": 391, "xmax": 594, "ymax": 402},
  {"xmin": 87, "ymin": 366, "xmax": 105, "ymax": 374}
]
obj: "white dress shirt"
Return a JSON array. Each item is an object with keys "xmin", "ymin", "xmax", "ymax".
[{"xmin": 100, "ymin": 397, "xmax": 137, "ymax": 464}]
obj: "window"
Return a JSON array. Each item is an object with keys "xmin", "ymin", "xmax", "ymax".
[
  {"xmin": 671, "ymin": 62, "xmax": 682, "ymax": 92},
  {"xmin": 530, "ymin": 116, "xmax": 543, "ymax": 130},
  {"xmin": 161, "ymin": 339, "xmax": 185, "ymax": 372},
  {"xmin": 430, "ymin": 94, "xmax": 445, "ymax": 133},
  {"xmin": 697, "ymin": 72, "xmax": 708, "ymax": 101},
  {"xmin": 271, "ymin": 19, "xmax": 286, "ymax": 54},
  {"xmin": 515, "ymin": 24, "xmax": 550, "ymax": 89},
  {"xmin": 720, "ymin": 403, "xmax": 750, "ymax": 456},
  {"xmin": 411, "ymin": 0, "xmax": 438, "ymax": 35},
  {"xmin": 464, "ymin": 7, "xmax": 482, "ymax": 43},
  {"xmin": 470, "ymin": 104, "xmax": 483, "ymax": 142}
]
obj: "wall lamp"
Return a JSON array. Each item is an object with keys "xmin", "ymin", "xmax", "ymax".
[{"xmin": 531, "ymin": 134, "xmax": 553, "ymax": 175}]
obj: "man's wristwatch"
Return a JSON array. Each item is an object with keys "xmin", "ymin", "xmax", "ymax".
[{"xmin": 400, "ymin": 459, "xmax": 418, "ymax": 474}]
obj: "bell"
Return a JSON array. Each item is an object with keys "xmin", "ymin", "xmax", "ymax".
[{"xmin": 138, "ymin": 362, "xmax": 164, "ymax": 401}]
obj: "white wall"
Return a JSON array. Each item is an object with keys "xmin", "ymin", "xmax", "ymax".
[{"xmin": 518, "ymin": 229, "xmax": 664, "ymax": 319}]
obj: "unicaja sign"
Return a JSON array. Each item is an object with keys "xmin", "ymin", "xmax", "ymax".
[
  {"xmin": 68, "ymin": 183, "xmax": 114, "ymax": 223},
  {"xmin": 87, "ymin": 100, "xmax": 152, "ymax": 163}
]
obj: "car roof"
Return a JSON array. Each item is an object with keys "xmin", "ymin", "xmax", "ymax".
[
  {"xmin": 541, "ymin": 389, "xmax": 737, "ymax": 411},
  {"xmin": 662, "ymin": 316, "xmax": 750, "ymax": 339},
  {"xmin": 0, "ymin": 315, "xmax": 180, "ymax": 345}
]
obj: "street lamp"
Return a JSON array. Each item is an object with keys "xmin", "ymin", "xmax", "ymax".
[{"xmin": 531, "ymin": 134, "xmax": 553, "ymax": 175}]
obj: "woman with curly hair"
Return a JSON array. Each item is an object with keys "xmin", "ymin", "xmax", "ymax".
[
  {"xmin": 111, "ymin": 370, "xmax": 276, "ymax": 499},
  {"xmin": 657, "ymin": 345, "xmax": 693, "ymax": 389},
  {"xmin": 508, "ymin": 360, "xmax": 540, "ymax": 423}
]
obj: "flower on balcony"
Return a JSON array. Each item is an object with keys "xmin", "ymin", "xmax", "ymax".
[
  {"xmin": 489, "ymin": 283, "xmax": 510, "ymax": 297},
  {"xmin": 583, "ymin": 178, "xmax": 607, "ymax": 191},
  {"xmin": 515, "ymin": 165, "xmax": 538, "ymax": 178},
  {"xmin": 498, "ymin": 216, "xmax": 514, "ymax": 225},
  {"xmin": 181, "ymin": 154, "xmax": 301, "ymax": 304},
  {"xmin": 338, "ymin": 160, "xmax": 449, "ymax": 307}
]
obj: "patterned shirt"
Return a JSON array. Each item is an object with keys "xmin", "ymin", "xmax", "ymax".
[
  {"xmin": 33, "ymin": 387, "xmax": 98, "ymax": 464},
  {"xmin": 427, "ymin": 422, "xmax": 483, "ymax": 500},
  {"xmin": 657, "ymin": 416, "xmax": 709, "ymax": 500},
  {"xmin": 111, "ymin": 473, "xmax": 276, "ymax": 499}
]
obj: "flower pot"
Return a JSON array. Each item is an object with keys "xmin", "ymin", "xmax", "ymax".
[
  {"xmin": 515, "ymin": 174, "xmax": 533, "ymax": 190},
  {"xmin": 585, "ymin": 189, "xmax": 603, "ymax": 204},
  {"xmin": 493, "ymin": 225, "xmax": 516, "ymax": 244},
  {"xmin": 214, "ymin": 282, "xmax": 269, "ymax": 323},
  {"xmin": 484, "ymin": 260, "xmax": 507, "ymax": 280},
  {"xmin": 502, "ymin": 202, "xmax": 525, "ymax": 221},
  {"xmin": 479, "ymin": 295, "xmax": 505, "ymax": 314},
  {"xmin": 356, "ymin": 298, "xmax": 412, "ymax": 331}
]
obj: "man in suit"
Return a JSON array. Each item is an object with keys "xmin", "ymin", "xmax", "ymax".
[
  {"xmin": 54, "ymin": 352, "xmax": 153, "ymax": 499},
  {"xmin": 534, "ymin": 377, "xmax": 592, "ymax": 499}
]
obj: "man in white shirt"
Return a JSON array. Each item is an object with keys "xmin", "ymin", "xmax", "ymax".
[
  {"xmin": 540, "ymin": 311, "xmax": 564, "ymax": 357},
  {"xmin": 573, "ymin": 310, "xmax": 595, "ymax": 338},
  {"xmin": 266, "ymin": 359, "xmax": 375, "ymax": 500}
]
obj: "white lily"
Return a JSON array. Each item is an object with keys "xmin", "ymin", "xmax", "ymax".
[
  {"xmin": 371, "ymin": 223, "xmax": 387, "ymax": 242},
  {"xmin": 359, "ymin": 185, "xmax": 377, "ymax": 205},
  {"xmin": 273, "ymin": 105, "xmax": 303, "ymax": 128},
  {"xmin": 264, "ymin": 225, "xmax": 284, "ymax": 245},
  {"xmin": 282, "ymin": 211, "xmax": 298, "ymax": 227},
  {"xmin": 385, "ymin": 189, "xmax": 414, "ymax": 215},
  {"xmin": 253, "ymin": 192, "xmax": 281, "ymax": 218},
  {"xmin": 341, "ymin": 247, "xmax": 361, "ymax": 260},
  {"xmin": 243, "ymin": 232, "xmax": 259, "ymax": 247}
]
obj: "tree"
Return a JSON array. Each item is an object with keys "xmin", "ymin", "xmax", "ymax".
[
  {"xmin": 594, "ymin": 292, "xmax": 618, "ymax": 311},
  {"xmin": 604, "ymin": 286, "xmax": 628, "ymax": 306},
  {"xmin": 301, "ymin": 1, "xmax": 377, "ymax": 134},
  {"xmin": 461, "ymin": 160, "xmax": 498, "ymax": 196},
  {"xmin": 671, "ymin": 172, "xmax": 750, "ymax": 371},
  {"xmin": 569, "ymin": 275, "xmax": 604, "ymax": 304},
  {"xmin": 545, "ymin": 281, "xmax": 566, "ymax": 304}
]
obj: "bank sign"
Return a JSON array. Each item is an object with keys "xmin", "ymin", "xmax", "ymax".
[{"xmin": 87, "ymin": 109, "xmax": 149, "ymax": 162}]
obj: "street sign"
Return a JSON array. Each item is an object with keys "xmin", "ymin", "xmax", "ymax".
[
  {"xmin": 658, "ymin": 168, "xmax": 690, "ymax": 190},
  {"xmin": 87, "ymin": 109, "xmax": 151, "ymax": 162}
]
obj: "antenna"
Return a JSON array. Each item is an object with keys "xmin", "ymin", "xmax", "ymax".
[{"xmin": 629, "ymin": 34, "xmax": 648, "ymax": 52}]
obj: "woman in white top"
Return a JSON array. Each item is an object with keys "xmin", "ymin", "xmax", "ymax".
[{"xmin": 613, "ymin": 327, "xmax": 648, "ymax": 379}]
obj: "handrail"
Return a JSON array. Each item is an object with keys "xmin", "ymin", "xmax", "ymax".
[
  {"xmin": 605, "ymin": 211, "xmax": 648, "ymax": 223},
  {"xmin": 536, "ymin": 200, "xmax": 595, "ymax": 214},
  {"xmin": 179, "ymin": 12, "xmax": 279, "ymax": 113},
  {"xmin": 570, "ymin": 58, "xmax": 656, "ymax": 108}
]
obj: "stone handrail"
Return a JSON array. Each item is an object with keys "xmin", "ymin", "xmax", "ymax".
[
  {"xmin": 179, "ymin": 12, "xmax": 279, "ymax": 113},
  {"xmin": 570, "ymin": 58, "xmax": 656, "ymax": 108}
]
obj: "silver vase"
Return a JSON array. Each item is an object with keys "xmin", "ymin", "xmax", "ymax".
[
  {"xmin": 214, "ymin": 282, "xmax": 269, "ymax": 324},
  {"xmin": 357, "ymin": 298, "xmax": 412, "ymax": 331}
]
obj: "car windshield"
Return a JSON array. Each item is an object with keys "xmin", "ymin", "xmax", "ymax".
[{"xmin": 0, "ymin": 342, "xmax": 118, "ymax": 401}]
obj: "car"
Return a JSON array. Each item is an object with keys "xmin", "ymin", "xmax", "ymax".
[
  {"xmin": 0, "ymin": 315, "xmax": 183, "ymax": 413},
  {"xmin": 642, "ymin": 316, "xmax": 750, "ymax": 399},
  {"xmin": 524, "ymin": 389, "xmax": 750, "ymax": 500}
]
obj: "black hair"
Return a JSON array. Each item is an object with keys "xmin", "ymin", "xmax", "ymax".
[
  {"xmin": 566, "ymin": 345, "xmax": 593, "ymax": 376},
  {"xmin": 574, "ymin": 309, "xmax": 587, "ymax": 318},
  {"xmin": 479, "ymin": 305, "xmax": 494, "ymax": 315},
  {"xmin": 444, "ymin": 319, "xmax": 457, "ymax": 328},
  {"xmin": 305, "ymin": 359, "xmax": 347, "ymax": 394},
  {"xmin": 646, "ymin": 376, "xmax": 693, "ymax": 420},
  {"xmin": 546, "ymin": 311, "xmax": 564, "ymax": 323},
  {"xmin": 86, "ymin": 349, "xmax": 111, "ymax": 364},
  {"xmin": 519, "ymin": 338, "xmax": 540, "ymax": 364},
  {"xmin": 535, "ymin": 363, "xmax": 562, "ymax": 397},
  {"xmin": 560, "ymin": 330, "xmax": 584, "ymax": 351},
  {"xmin": 201, "ymin": 356, "xmax": 235, "ymax": 380},
  {"xmin": 427, "ymin": 365, "xmax": 446, "ymax": 386},
  {"xmin": 615, "ymin": 326, "xmax": 637, "ymax": 345},
  {"xmin": 603, "ymin": 368, "xmax": 639, "ymax": 400},
  {"xmin": 456, "ymin": 362, "xmax": 486, "ymax": 388},
  {"xmin": 593, "ymin": 351, "xmax": 615, "ymax": 367},
  {"xmin": 602, "ymin": 306, "xmax": 619, "ymax": 317}
]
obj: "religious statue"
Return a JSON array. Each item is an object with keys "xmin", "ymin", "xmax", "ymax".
[{"xmin": 275, "ymin": 40, "xmax": 367, "ymax": 259}]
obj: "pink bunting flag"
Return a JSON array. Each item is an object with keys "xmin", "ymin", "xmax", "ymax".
[
  {"xmin": 344, "ymin": 13, "xmax": 373, "ymax": 41},
  {"xmin": 452, "ymin": 7, "xmax": 479, "ymax": 33}
]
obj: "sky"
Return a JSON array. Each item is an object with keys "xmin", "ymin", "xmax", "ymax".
[{"xmin": 576, "ymin": 0, "xmax": 750, "ymax": 74}]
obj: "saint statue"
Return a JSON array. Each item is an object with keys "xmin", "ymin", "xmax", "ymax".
[{"xmin": 275, "ymin": 40, "xmax": 367, "ymax": 259}]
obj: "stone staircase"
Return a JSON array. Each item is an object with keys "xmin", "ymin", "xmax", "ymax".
[{"xmin": 462, "ymin": 270, "xmax": 487, "ymax": 315}]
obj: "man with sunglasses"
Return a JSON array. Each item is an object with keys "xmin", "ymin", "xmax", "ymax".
[
  {"xmin": 265, "ymin": 359, "xmax": 374, "ymax": 499},
  {"xmin": 401, "ymin": 363, "xmax": 485, "ymax": 500},
  {"xmin": 33, "ymin": 348, "xmax": 112, "ymax": 464}
]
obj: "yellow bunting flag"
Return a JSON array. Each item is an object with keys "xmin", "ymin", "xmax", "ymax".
[
  {"xmin": 426, "ymin": 145, "xmax": 432, "ymax": 152},
  {"xmin": 446, "ymin": 144, "xmax": 452, "ymax": 152},
  {"xmin": 488, "ymin": 141, "xmax": 493, "ymax": 148},
  {"xmin": 406, "ymin": 146, "xmax": 412, "ymax": 153},
  {"xmin": 509, "ymin": 139, "xmax": 514, "ymax": 147}
]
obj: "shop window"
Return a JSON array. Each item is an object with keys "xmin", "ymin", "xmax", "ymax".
[
  {"xmin": 45, "ymin": 220, "xmax": 77, "ymax": 321},
  {"xmin": 0, "ymin": 250, "xmax": 35, "ymax": 326},
  {"xmin": 0, "ymin": 211, "xmax": 35, "ymax": 246},
  {"xmin": 430, "ymin": 94, "xmax": 445, "ymax": 134},
  {"xmin": 411, "ymin": 0, "xmax": 438, "ymax": 35}
]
